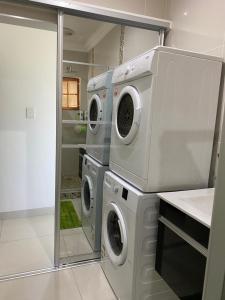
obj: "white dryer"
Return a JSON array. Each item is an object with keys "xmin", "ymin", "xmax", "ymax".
[
  {"xmin": 86, "ymin": 70, "xmax": 113, "ymax": 165},
  {"xmin": 101, "ymin": 171, "xmax": 178, "ymax": 300},
  {"xmin": 109, "ymin": 46, "xmax": 222, "ymax": 192},
  {"xmin": 81, "ymin": 154, "xmax": 108, "ymax": 252}
]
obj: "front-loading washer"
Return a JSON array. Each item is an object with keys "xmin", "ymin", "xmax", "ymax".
[
  {"xmin": 81, "ymin": 154, "xmax": 108, "ymax": 252},
  {"xmin": 109, "ymin": 46, "xmax": 222, "ymax": 192},
  {"xmin": 101, "ymin": 171, "xmax": 179, "ymax": 300},
  {"xmin": 86, "ymin": 70, "xmax": 113, "ymax": 165}
]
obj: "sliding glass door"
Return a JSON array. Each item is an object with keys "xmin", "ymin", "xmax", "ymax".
[{"xmin": 0, "ymin": 2, "xmax": 57, "ymax": 278}]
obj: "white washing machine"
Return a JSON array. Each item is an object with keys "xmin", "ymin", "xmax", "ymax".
[
  {"xmin": 101, "ymin": 171, "xmax": 179, "ymax": 300},
  {"xmin": 86, "ymin": 70, "xmax": 113, "ymax": 165},
  {"xmin": 109, "ymin": 46, "xmax": 222, "ymax": 192},
  {"xmin": 81, "ymin": 154, "xmax": 108, "ymax": 252}
]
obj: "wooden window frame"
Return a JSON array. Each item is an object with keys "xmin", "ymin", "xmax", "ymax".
[{"xmin": 62, "ymin": 77, "xmax": 80, "ymax": 110}]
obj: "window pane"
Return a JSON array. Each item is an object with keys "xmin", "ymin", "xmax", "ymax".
[
  {"xmin": 68, "ymin": 94, "xmax": 78, "ymax": 107},
  {"xmin": 63, "ymin": 81, "xmax": 68, "ymax": 94},
  {"xmin": 62, "ymin": 95, "xmax": 68, "ymax": 107},
  {"xmin": 68, "ymin": 80, "xmax": 78, "ymax": 94}
]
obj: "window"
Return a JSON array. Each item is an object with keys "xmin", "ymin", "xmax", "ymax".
[{"xmin": 62, "ymin": 77, "xmax": 80, "ymax": 110}]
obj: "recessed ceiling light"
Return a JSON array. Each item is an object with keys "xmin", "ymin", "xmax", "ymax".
[{"xmin": 63, "ymin": 27, "xmax": 74, "ymax": 36}]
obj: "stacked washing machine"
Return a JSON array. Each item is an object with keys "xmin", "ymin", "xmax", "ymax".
[
  {"xmin": 101, "ymin": 46, "xmax": 222, "ymax": 300},
  {"xmin": 81, "ymin": 70, "xmax": 113, "ymax": 252}
]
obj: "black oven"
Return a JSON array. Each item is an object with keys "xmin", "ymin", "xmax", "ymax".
[{"xmin": 155, "ymin": 201, "xmax": 209, "ymax": 300}]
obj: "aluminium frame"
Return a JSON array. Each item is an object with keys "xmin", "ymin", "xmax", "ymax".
[{"xmin": 51, "ymin": 2, "xmax": 170, "ymax": 267}]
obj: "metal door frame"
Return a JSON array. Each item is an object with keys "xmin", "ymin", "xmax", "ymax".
[{"xmin": 53, "ymin": 3, "xmax": 170, "ymax": 267}]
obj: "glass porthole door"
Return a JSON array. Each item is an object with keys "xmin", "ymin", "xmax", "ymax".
[
  {"xmin": 115, "ymin": 86, "xmax": 141, "ymax": 144},
  {"xmin": 81, "ymin": 175, "xmax": 94, "ymax": 217},
  {"xmin": 88, "ymin": 94, "xmax": 103, "ymax": 134},
  {"xmin": 104, "ymin": 202, "xmax": 128, "ymax": 266}
]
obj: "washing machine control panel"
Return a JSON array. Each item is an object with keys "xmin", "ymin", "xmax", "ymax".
[
  {"xmin": 104, "ymin": 172, "xmax": 131, "ymax": 201},
  {"xmin": 112, "ymin": 49, "xmax": 155, "ymax": 84},
  {"xmin": 113, "ymin": 185, "xmax": 119, "ymax": 194},
  {"xmin": 87, "ymin": 70, "xmax": 113, "ymax": 91}
]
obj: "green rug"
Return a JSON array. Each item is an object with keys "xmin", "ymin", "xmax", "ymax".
[{"xmin": 60, "ymin": 200, "xmax": 82, "ymax": 230}]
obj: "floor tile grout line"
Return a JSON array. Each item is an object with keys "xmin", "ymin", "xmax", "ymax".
[{"xmin": 71, "ymin": 263, "xmax": 118, "ymax": 300}]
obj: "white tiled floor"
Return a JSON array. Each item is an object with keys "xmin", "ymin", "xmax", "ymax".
[
  {"xmin": 0, "ymin": 263, "xmax": 117, "ymax": 300},
  {"xmin": 0, "ymin": 215, "xmax": 54, "ymax": 276},
  {"xmin": 0, "ymin": 215, "xmax": 54, "ymax": 242},
  {"xmin": 72, "ymin": 263, "xmax": 116, "ymax": 300},
  {"xmin": 60, "ymin": 228, "xmax": 93, "ymax": 258},
  {"xmin": 0, "ymin": 213, "xmax": 94, "ymax": 276}
]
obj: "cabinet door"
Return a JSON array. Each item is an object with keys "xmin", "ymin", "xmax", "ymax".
[{"xmin": 156, "ymin": 221, "xmax": 207, "ymax": 300}]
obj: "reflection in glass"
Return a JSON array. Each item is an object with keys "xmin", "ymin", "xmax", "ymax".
[
  {"xmin": 60, "ymin": 14, "xmax": 160, "ymax": 265},
  {"xmin": 117, "ymin": 93, "xmax": 134, "ymax": 138},
  {"xmin": 89, "ymin": 99, "xmax": 98, "ymax": 129}
]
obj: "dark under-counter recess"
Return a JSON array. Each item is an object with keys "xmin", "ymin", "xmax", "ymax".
[
  {"xmin": 155, "ymin": 200, "xmax": 210, "ymax": 300},
  {"xmin": 159, "ymin": 200, "xmax": 210, "ymax": 248}
]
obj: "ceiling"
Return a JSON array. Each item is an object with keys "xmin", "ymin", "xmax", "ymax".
[{"xmin": 64, "ymin": 15, "xmax": 115, "ymax": 52}]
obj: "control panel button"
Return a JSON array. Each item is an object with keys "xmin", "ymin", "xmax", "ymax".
[
  {"xmin": 113, "ymin": 185, "xmax": 119, "ymax": 194},
  {"xmin": 125, "ymin": 66, "xmax": 130, "ymax": 75}
]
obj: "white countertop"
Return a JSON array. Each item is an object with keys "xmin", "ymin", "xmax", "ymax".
[{"xmin": 157, "ymin": 188, "xmax": 215, "ymax": 228}]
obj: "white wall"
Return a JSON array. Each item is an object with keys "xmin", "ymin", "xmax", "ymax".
[
  {"xmin": 70, "ymin": 0, "xmax": 167, "ymax": 18},
  {"xmin": 89, "ymin": 24, "xmax": 160, "ymax": 74},
  {"xmin": 94, "ymin": 26, "xmax": 121, "ymax": 68},
  {"xmin": 123, "ymin": 27, "xmax": 159, "ymax": 62},
  {"xmin": 165, "ymin": 0, "xmax": 225, "ymax": 57},
  {"xmin": 0, "ymin": 23, "xmax": 57, "ymax": 212}
]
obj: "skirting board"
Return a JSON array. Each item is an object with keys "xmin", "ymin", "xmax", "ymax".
[{"xmin": 0, "ymin": 206, "xmax": 55, "ymax": 219}]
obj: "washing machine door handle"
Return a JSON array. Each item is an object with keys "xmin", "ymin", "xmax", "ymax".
[
  {"xmin": 81, "ymin": 175, "xmax": 94, "ymax": 217},
  {"xmin": 104, "ymin": 202, "xmax": 128, "ymax": 266},
  {"xmin": 115, "ymin": 85, "xmax": 141, "ymax": 145},
  {"xmin": 82, "ymin": 175, "xmax": 94, "ymax": 199},
  {"xmin": 117, "ymin": 219, "xmax": 124, "ymax": 244}
]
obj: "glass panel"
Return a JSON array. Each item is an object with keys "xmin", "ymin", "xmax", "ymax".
[
  {"xmin": 107, "ymin": 210, "xmax": 123, "ymax": 256},
  {"xmin": 63, "ymin": 80, "xmax": 68, "ymax": 94},
  {"xmin": 156, "ymin": 222, "xmax": 206, "ymax": 299},
  {"xmin": 89, "ymin": 99, "xmax": 98, "ymax": 129},
  {"xmin": 68, "ymin": 80, "xmax": 78, "ymax": 94},
  {"xmin": 117, "ymin": 93, "xmax": 134, "ymax": 137},
  {"xmin": 60, "ymin": 13, "xmax": 160, "ymax": 266},
  {"xmin": 83, "ymin": 180, "xmax": 91, "ymax": 211},
  {"xmin": 68, "ymin": 94, "xmax": 78, "ymax": 107},
  {"xmin": 0, "ymin": 13, "xmax": 56, "ymax": 277}
]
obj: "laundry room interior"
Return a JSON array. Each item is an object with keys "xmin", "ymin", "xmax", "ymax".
[
  {"xmin": 0, "ymin": 1, "xmax": 225, "ymax": 300},
  {"xmin": 60, "ymin": 14, "xmax": 162, "ymax": 263}
]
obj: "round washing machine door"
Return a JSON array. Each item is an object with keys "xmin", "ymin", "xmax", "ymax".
[
  {"xmin": 103, "ymin": 202, "xmax": 128, "ymax": 266},
  {"xmin": 115, "ymin": 86, "xmax": 141, "ymax": 145},
  {"xmin": 81, "ymin": 175, "xmax": 94, "ymax": 217},
  {"xmin": 88, "ymin": 94, "xmax": 103, "ymax": 134}
]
